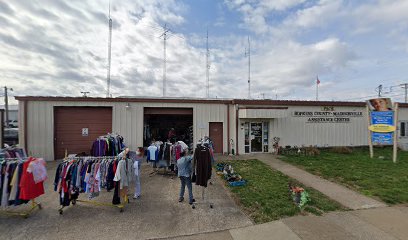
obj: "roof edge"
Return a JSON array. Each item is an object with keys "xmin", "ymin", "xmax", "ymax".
[{"xmin": 14, "ymin": 96, "xmax": 408, "ymax": 108}]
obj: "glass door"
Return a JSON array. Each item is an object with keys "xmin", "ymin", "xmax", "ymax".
[
  {"xmin": 244, "ymin": 122, "xmax": 250, "ymax": 153},
  {"xmin": 263, "ymin": 122, "xmax": 269, "ymax": 152},
  {"xmin": 250, "ymin": 122, "xmax": 263, "ymax": 152}
]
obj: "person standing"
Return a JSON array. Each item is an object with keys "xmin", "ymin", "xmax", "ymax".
[
  {"xmin": 168, "ymin": 128, "xmax": 176, "ymax": 142},
  {"xmin": 177, "ymin": 151, "xmax": 195, "ymax": 204},
  {"xmin": 133, "ymin": 149, "xmax": 143, "ymax": 199}
]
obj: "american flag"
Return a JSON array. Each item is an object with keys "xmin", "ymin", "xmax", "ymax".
[{"xmin": 316, "ymin": 76, "xmax": 320, "ymax": 85}]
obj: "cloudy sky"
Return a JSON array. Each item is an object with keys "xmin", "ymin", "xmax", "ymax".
[{"xmin": 1, "ymin": 0, "xmax": 408, "ymax": 104}]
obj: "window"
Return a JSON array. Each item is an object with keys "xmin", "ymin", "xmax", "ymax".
[{"xmin": 401, "ymin": 122, "xmax": 408, "ymax": 137}]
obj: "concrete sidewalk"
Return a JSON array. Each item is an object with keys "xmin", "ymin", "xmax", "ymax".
[
  {"xmin": 162, "ymin": 153, "xmax": 405, "ymax": 240},
  {"xmin": 219, "ymin": 153, "xmax": 386, "ymax": 210},
  {"xmin": 163, "ymin": 206, "xmax": 408, "ymax": 240}
]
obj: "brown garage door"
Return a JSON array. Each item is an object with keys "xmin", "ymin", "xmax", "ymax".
[{"xmin": 54, "ymin": 107, "xmax": 112, "ymax": 159}]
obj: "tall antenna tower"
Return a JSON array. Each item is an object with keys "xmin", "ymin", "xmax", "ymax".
[
  {"xmin": 160, "ymin": 24, "xmax": 170, "ymax": 97},
  {"xmin": 106, "ymin": 0, "xmax": 112, "ymax": 97},
  {"xmin": 206, "ymin": 29, "xmax": 210, "ymax": 98},
  {"xmin": 245, "ymin": 36, "xmax": 251, "ymax": 99}
]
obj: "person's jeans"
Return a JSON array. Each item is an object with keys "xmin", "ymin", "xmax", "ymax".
[
  {"xmin": 134, "ymin": 170, "xmax": 141, "ymax": 197},
  {"xmin": 179, "ymin": 176, "xmax": 193, "ymax": 202}
]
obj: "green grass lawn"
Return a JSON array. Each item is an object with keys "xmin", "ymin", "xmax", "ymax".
[
  {"xmin": 219, "ymin": 159, "xmax": 345, "ymax": 224},
  {"xmin": 280, "ymin": 147, "xmax": 408, "ymax": 205}
]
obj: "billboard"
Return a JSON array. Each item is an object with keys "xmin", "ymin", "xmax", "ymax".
[{"xmin": 367, "ymin": 98, "xmax": 394, "ymax": 145}]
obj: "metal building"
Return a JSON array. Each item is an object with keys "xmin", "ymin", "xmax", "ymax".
[{"xmin": 15, "ymin": 96, "xmax": 407, "ymax": 161}]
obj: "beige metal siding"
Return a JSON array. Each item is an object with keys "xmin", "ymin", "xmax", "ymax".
[
  {"xmin": 270, "ymin": 106, "xmax": 368, "ymax": 147},
  {"xmin": 239, "ymin": 109, "xmax": 287, "ymax": 118},
  {"xmin": 18, "ymin": 101, "xmax": 25, "ymax": 149},
  {"xmin": 23, "ymin": 100, "xmax": 229, "ymax": 160},
  {"xmin": 0, "ymin": 110, "xmax": 3, "ymax": 147}
]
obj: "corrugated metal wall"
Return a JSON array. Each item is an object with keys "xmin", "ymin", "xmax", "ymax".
[
  {"xmin": 270, "ymin": 106, "xmax": 368, "ymax": 147},
  {"xmin": 0, "ymin": 110, "xmax": 3, "ymax": 147},
  {"xmin": 22, "ymin": 100, "xmax": 228, "ymax": 161},
  {"xmin": 19, "ymin": 99, "xmax": 408, "ymax": 159}
]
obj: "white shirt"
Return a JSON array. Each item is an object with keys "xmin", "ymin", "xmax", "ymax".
[{"xmin": 148, "ymin": 145, "xmax": 158, "ymax": 161}]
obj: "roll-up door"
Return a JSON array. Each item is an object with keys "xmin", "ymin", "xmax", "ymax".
[{"xmin": 54, "ymin": 107, "xmax": 112, "ymax": 159}]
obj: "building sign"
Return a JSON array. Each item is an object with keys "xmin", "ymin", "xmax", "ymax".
[
  {"xmin": 251, "ymin": 124, "xmax": 262, "ymax": 136},
  {"xmin": 292, "ymin": 110, "xmax": 363, "ymax": 123},
  {"xmin": 369, "ymin": 110, "xmax": 394, "ymax": 145},
  {"xmin": 82, "ymin": 128, "xmax": 88, "ymax": 136}
]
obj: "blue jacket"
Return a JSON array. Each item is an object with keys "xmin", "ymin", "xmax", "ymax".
[{"xmin": 177, "ymin": 156, "xmax": 193, "ymax": 178}]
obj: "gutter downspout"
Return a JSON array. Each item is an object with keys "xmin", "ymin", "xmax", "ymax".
[
  {"xmin": 235, "ymin": 103, "xmax": 239, "ymax": 155},
  {"xmin": 227, "ymin": 104, "xmax": 230, "ymax": 155}
]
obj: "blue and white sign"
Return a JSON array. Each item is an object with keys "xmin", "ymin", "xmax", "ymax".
[
  {"xmin": 370, "ymin": 111, "xmax": 394, "ymax": 145},
  {"xmin": 370, "ymin": 111, "xmax": 393, "ymax": 125}
]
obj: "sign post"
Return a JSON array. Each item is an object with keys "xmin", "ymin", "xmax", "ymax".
[
  {"xmin": 367, "ymin": 98, "xmax": 396, "ymax": 162},
  {"xmin": 366, "ymin": 105, "xmax": 374, "ymax": 158},
  {"xmin": 393, "ymin": 103, "xmax": 398, "ymax": 163}
]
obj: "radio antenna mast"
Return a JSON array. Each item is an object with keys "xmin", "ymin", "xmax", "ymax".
[
  {"xmin": 106, "ymin": 0, "xmax": 112, "ymax": 97},
  {"xmin": 206, "ymin": 29, "xmax": 210, "ymax": 98},
  {"xmin": 245, "ymin": 36, "xmax": 251, "ymax": 99}
]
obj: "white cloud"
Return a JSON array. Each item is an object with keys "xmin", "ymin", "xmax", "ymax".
[
  {"xmin": 284, "ymin": 0, "xmax": 343, "ymax": 29},
  {"xmin": 1, "ymin": 0, "xmax": 408, "ymax": 104},
  {"xmin": 225, "ymin": 0, "xmax": 306, "ymax": 34}
]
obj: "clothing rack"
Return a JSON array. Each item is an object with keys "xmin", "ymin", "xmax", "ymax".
[
  {"xmin": 191, "ymin": 142, "xmax": 215, "ymax": 209},
  {"xmin": 57, "ymin": 156, "xmax": 129, "ymax": 215},
  {"xmin": 191, "ymin": 185, "xmax": 213, "ymax": 209},
  {"xmin": 0, "ymin": 157, "xmax": 43, "ymax": 218}
]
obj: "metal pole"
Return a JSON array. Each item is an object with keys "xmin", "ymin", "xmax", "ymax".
[
  {"xmin": 206, "ymin": 29, "xmax": 210, "ymax": 98},
  {"xmin": 248, "ymin": 36, "xmax": 251, "ymax": 99},
  {"xmin": 367, "ymin": 105, "xmax": 373, "ymax": 158},
  {"xmin": 4, "ymin": 86, "xmax": 9, "ymax": 127},
  {"xmin": 106, "ymin": 4, "xmax": 112, "ymax": 98},
  {"xmin": 163, "ymin": 24, "xmax": 167, "ymax": 97}
]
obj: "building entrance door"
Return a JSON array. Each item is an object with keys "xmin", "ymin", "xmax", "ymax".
[
  {"xmin": 250, "ymin": 122, "xmax": 263, "ymax": 152},
  {"xmin": 209, "ymin": 122, "xmax": 223, "ymax": 153}
]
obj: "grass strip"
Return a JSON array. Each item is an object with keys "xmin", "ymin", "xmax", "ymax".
[
  {"xmin": 280, "ymin": 147, "xmax": 408, "ymax": 204},
  {"xmin": 219, "ymin": 159, "xmax": 345, "ymax": 223}
]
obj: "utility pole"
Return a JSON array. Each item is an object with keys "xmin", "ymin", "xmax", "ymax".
[
  {"xmin": 245, "ymin": 36, "xmax": 251, "ymax": 99},
  {"xmin": 4, "ymin": 86, "xmax": 13, "ymax": 127},
  {"xmin": 400, "ymin": 83, "xmax": 408, "ymax": 103},
  {"xmin": 375, "ymin": 84, "xmax": 383, "ymax": 97},
  {"xmin": 160, "ymin": 24, "xmax": 170, "ymax": 97}
]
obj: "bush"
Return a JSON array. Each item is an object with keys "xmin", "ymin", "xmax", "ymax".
[
  {"xmin": 305, "ymin": 146, "xmax": 320, "ymax": 156},
  {"xmin": 331, "ymin": 146, "xmax": 353, "ymax": 154}
]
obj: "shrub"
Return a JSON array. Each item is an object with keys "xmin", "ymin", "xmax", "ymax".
[{"xmin": 305, "ymin": 146, "xmax": 320, "ymax": 156}]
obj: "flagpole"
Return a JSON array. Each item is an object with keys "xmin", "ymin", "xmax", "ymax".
[{"xmin": 316, "ymin": 76, "xmax": 319, "ymax": 101}]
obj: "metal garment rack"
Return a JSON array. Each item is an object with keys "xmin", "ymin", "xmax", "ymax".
[
  {"xmin": 192, "ymin": 185, "xmax": 213, "ymax": 209},
  {"xmin": 57, "ymin": 156, "xmax": 129, "ymax": 214},
  {"xmin": 0, "ymin": 157, "xmax": 43, "ymax": 218},
  {"xmin": 191, "ymin": 140, "xmax": 215, "ymax": 209},
  {"xmin": 1, "ymin": 200, "xmax": 42, "ymax": 218}
]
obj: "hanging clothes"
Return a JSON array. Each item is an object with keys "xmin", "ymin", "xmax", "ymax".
[
  {"xmin": 91, "ymin": 134, "xmax": 126, "ymax": 157},
  {"xmin": 54, "ymin": 157, "xmax": 118, "ymax": 206},
  {"xmin": 193, "ymin": 145, "xmax": 212, "ymax": 187},
  {"xmin": 18, "ymin": 157, "xmax": 46, "ymax": 201}
]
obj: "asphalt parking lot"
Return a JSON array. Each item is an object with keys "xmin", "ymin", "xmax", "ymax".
[{"xmin": 0, "ymin": 161, "xmax": 252, "ymax": 240}]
